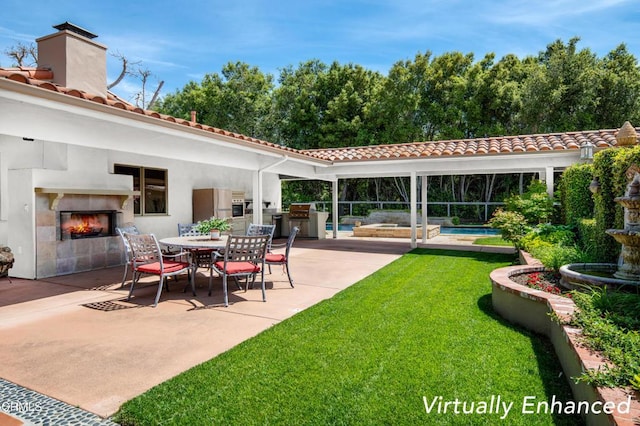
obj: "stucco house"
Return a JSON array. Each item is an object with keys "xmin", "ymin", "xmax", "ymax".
[{"xmin": 0, "ymin": 22, "xmax": 623, "ymax": 279}]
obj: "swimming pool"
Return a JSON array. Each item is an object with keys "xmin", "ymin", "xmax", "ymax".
[
  {"xmin": 440, "ymin": 226, "xmax": 500, "ymax": 235},
  {"xmin": 326, "ymin": 224, "xmax": 499, "ymax": 235}
]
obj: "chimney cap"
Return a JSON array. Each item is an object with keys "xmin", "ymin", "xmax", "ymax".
[{"xmin": 53, "ymin": 22, "xmax": 97, "ymax": 39}]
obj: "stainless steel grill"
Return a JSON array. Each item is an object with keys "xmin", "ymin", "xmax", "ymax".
[{"xmin": 289, "ymin": 204, "xmax": 311, "ymax": 220}]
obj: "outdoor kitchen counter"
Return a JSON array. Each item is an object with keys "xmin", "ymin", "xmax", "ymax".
[
  {"xmin": 245, "ymin": 212, "xmax": 328, "ymax": 239},
  {"xmin": 280, "ymin": 211, "xmax": 328, "ymax": 239}
]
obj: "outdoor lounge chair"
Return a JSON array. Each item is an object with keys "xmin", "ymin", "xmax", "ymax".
[
  {"xmin": 265, "ymin": 226, "xmax": 299, "ymax": 287},
  {"xmin": 124, "ymin": 233, "xmax": 196, "ymax": 307},
  {"xmin": 209, "ymin": 234, "xmax": 269, "ymax": 307}
]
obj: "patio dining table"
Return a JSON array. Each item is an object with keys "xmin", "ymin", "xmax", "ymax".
[
  {"xmin": 159, "ymin": 235, "xmax": 229, "ymax": 274},
  {"xmin": 159, "ymin": 235, "xmax": 229, "ymax": 251}
]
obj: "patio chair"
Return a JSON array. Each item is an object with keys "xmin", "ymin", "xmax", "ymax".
[
  {"xmin": 265, "ymin": 226, "xmax": 299, "ymax": 288},
  {"xmin": 246, "ymin": 223, "xmax": 276, "ymax": 250},
  {"xmin": 178, "ymin": 222, "xmax": 214, "ymax": 270},
  {"xmin": 115, "ymin": 223, "xmax": 140, "ymax": 288},
  {"xmin": 208, "ymin": 234, "xmax": 269, "ymax": 307},
  {"xmin": 178, "ymin": 223, "xmax": 200, "ymax": 236},
  {"xmin": 124, "ymin": 233, "xmax": 196, "ymax": 307}
]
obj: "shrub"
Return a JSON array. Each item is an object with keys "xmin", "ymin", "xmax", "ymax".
[
  {"xmin": 504, "ymin": 180, "xmax": 554, "ymax": 224},
  {"xmin": 558, "ymin": 163, "xmax": 595, "ymax": 225},
  {"xmin": 570, "ymin": 287, "xmax": 640, "ymax": 388},
  {"xmin": 576, "ymin": 218, "xmax": 602, "ymax": 263},
  {"xmin": 488, "ymin": 209, "xmax": 530, "ymax": 249},
  {"xmin": 519, "ymin": 224, "xmax": 589, "ymax": 271},
  {"xmin": 530, "ymin": 245, "xmax": 586, "ymax": 271},
  {"xmin": 520, "ymin": 223, "xmax": 576, "ymax": 247},
  {"xmin": 592, "ymin": 149, "xmax": 622, "ymax": 263}
]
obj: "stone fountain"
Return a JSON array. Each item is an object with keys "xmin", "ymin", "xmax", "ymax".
[
  {"xmin": 606, "ymin": 172, "xmax": 640, "ymax": 281},
  {"xmin": 560, "ymin": 170, "xmax": 640, "ymax": 289},
  {"xmin": 560, "ymin": 122, "xmax": 640, "ymax": 289}
]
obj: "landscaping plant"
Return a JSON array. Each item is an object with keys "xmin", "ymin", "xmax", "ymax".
[{"xmin": 569, "ymin": 286, "xmax": 640, "ymax": 389}]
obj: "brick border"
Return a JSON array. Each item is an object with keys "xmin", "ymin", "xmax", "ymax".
[{"xmin": 490, "ymin": 257, "xmax": 639, "ymax": 425}]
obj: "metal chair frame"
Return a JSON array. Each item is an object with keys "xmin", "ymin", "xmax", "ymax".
[
  {"xmin": 209, "ymin": 234, "xmax": 269, "ymax": 307},
  {"xmin": 178, "ymin": 223, "xmax": 202, "ymax": 237},
  {"xmin": 265, "ymin": 226, "xmax": 299, "ymax": 288},
  {"xmin": 125, "ymin": 233, "xmax": 196, "ymax": 307},
  {"xmin": 177, "ymin": 222, "xmax": 213, "ymax": 270},
  {"xmin": 115, "ymin": 223, "xmax": 140, "ymax": 288},
  {"xmin": 246, "ymin": 223, "xmax": 276, "ymax": 250}
]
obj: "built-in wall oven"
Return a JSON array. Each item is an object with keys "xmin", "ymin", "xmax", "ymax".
[{"xmin": 231, "ymin": 191, "xmax": 245, "ymax": 217}]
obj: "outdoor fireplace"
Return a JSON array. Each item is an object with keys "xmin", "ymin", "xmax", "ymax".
[{"xmin": 60, "ymin": 210, "xmax": 117, "ymax": 240}]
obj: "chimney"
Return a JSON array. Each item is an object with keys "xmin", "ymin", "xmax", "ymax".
[{"xmin": 36, "ymin": 22, "xmax": 108, "ymax": 97}]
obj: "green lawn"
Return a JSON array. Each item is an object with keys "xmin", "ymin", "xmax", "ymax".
[
  {"xmin": 473, "ymin": 235, "xmax": 514, "ymax": 247},
  {"xmin": 114, "ymin": 249, "xmax": 582, "ymax": 425}
]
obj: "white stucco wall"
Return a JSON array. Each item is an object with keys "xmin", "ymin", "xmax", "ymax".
[
  {"xmin": 106, "ymin": 150, "xmax": 281, "ymax": 239},
  {"xmin": 0, "ymin": 132, "xmax": 285, "ymax": 278}
]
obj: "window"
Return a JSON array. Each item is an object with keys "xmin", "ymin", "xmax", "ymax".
[{"xmin": 114, "ymin": 164, "xmax": 167, "ymax": 215}]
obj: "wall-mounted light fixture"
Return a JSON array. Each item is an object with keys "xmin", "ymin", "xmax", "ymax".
[
  {"xmin": 580, "ymin": 141, "xmax": 594, "ymax": 161},
  {"xmin": 589, "ymin": 177, "xmax": 601, "ymax": 194}
]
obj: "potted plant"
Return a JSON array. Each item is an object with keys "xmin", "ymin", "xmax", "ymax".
[{"xmin": 195, "ymin": 216, "xmax": 231, "ymax": 239}]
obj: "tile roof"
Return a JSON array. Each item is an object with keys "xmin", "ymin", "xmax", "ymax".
[
  {"xmin": 0, "ymin": 66, "xmax": 628, "ymax": 163},
  {"xmin": 0, "ymin": 67, "xmax": 301, "ymax": 156},
  {"xmin": 300, "ymin": 130, "xmax": 622, "ymax": 161}
]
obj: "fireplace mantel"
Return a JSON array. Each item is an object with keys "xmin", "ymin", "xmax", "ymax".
[{"xmin": 35, "ymin": 187, "xmax": 141, "ymax": 210}]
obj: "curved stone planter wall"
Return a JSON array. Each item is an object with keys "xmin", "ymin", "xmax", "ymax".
[{"xmin": 490, "ymin": 259, "xmax": 639, "ymax": 425}]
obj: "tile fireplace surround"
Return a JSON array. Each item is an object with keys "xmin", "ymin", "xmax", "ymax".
[{"xmin": 35, "ymin": 192, "xmax": 134, "ymax": 278}]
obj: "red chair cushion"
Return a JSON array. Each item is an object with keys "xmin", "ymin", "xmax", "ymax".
[
  {"xmin": 214, "ymin": 261, "xmax": 260, "ymax": 274},
  {"xmin": 137, "ymin": 261, "xmax": 191, "ymax": 274},
  {"xmin": 265, "ymin": 253, "xmax": 286, "ymax": 263}
]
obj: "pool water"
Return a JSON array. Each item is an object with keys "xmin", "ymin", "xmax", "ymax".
[
  {"xmin": 326, "ymin": 224, "xmax": 499, "ymax": 235},
  {"xmin": 441, "ymin": 226, "xmax": 500, "ymax": 235}
]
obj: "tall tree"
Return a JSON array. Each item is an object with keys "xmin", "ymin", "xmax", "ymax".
[
  {"xmin": 157, "ymin": 61, "xmax": 274, "ymax": 138},
  {"xmin": 520, "ymin": 37, "xmax": 600, "ymax": 133},
  {"xmin": 595, "ymin": 44, "xmax": 640, "ymax": 128}
]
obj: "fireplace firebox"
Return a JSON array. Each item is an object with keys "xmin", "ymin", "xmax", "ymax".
[{"xmin": 60, "ymin": 210, "xmax": 117, "ymax": 240}]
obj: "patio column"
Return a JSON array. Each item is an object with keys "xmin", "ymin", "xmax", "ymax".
[
  {"xmin": 542, "ymin": 166, "xmax": 554, "ymax": 198},
  {"xmin": 332, "ymin": 179, "xmax": 338, "ymax": 239},
  {"xmin": 254, "ymin": 156, "xmax": 288, "ymax": 226},
  {"xmin": 410, "ymin": 171, "xmax": 417, "ymax": 249},
  {"xmin": 421, "ymin": 175, "xmax": 428, "ymax": 244},
  {"xmin": 252, "ymin": 171, "xmax": 263, "ymax": 225},
  {"xmin": 546, "ymin": 166, "xmax": 554, "ymax": 198}
]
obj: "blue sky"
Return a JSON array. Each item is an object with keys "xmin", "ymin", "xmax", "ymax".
[{"xmin": 1, "ymin": 0, "xmax": 639, "ymax": 104}]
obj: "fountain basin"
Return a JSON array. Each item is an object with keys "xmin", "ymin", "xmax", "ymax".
[
  {"xmin": 559, "ymin": 263, "xmax": 640, "ymax": 290},
  {"xmin": 614, "ymin": 196, "xmax": 640, "ymax": 210},
  {"xmin": 606, "ymin": 228, "xmax": 640, "ymax": 246}
]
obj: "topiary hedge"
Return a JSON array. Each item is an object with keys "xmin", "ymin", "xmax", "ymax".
[
  {"xmin": 592, "ymin": 148, "xmax": 622, "ymax": 263},
  {"xmin": 558, "ymin": 162, "xmax": 594, "ymax": 226}
]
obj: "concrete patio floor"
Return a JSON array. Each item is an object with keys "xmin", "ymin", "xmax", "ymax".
[
  {"xmin": 0, "ymin": 234, "xmax": 514, "ymax": 423},
  {"xmin": 0, "ymin": 237, "xmax": 416, "ymax": 421}
]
